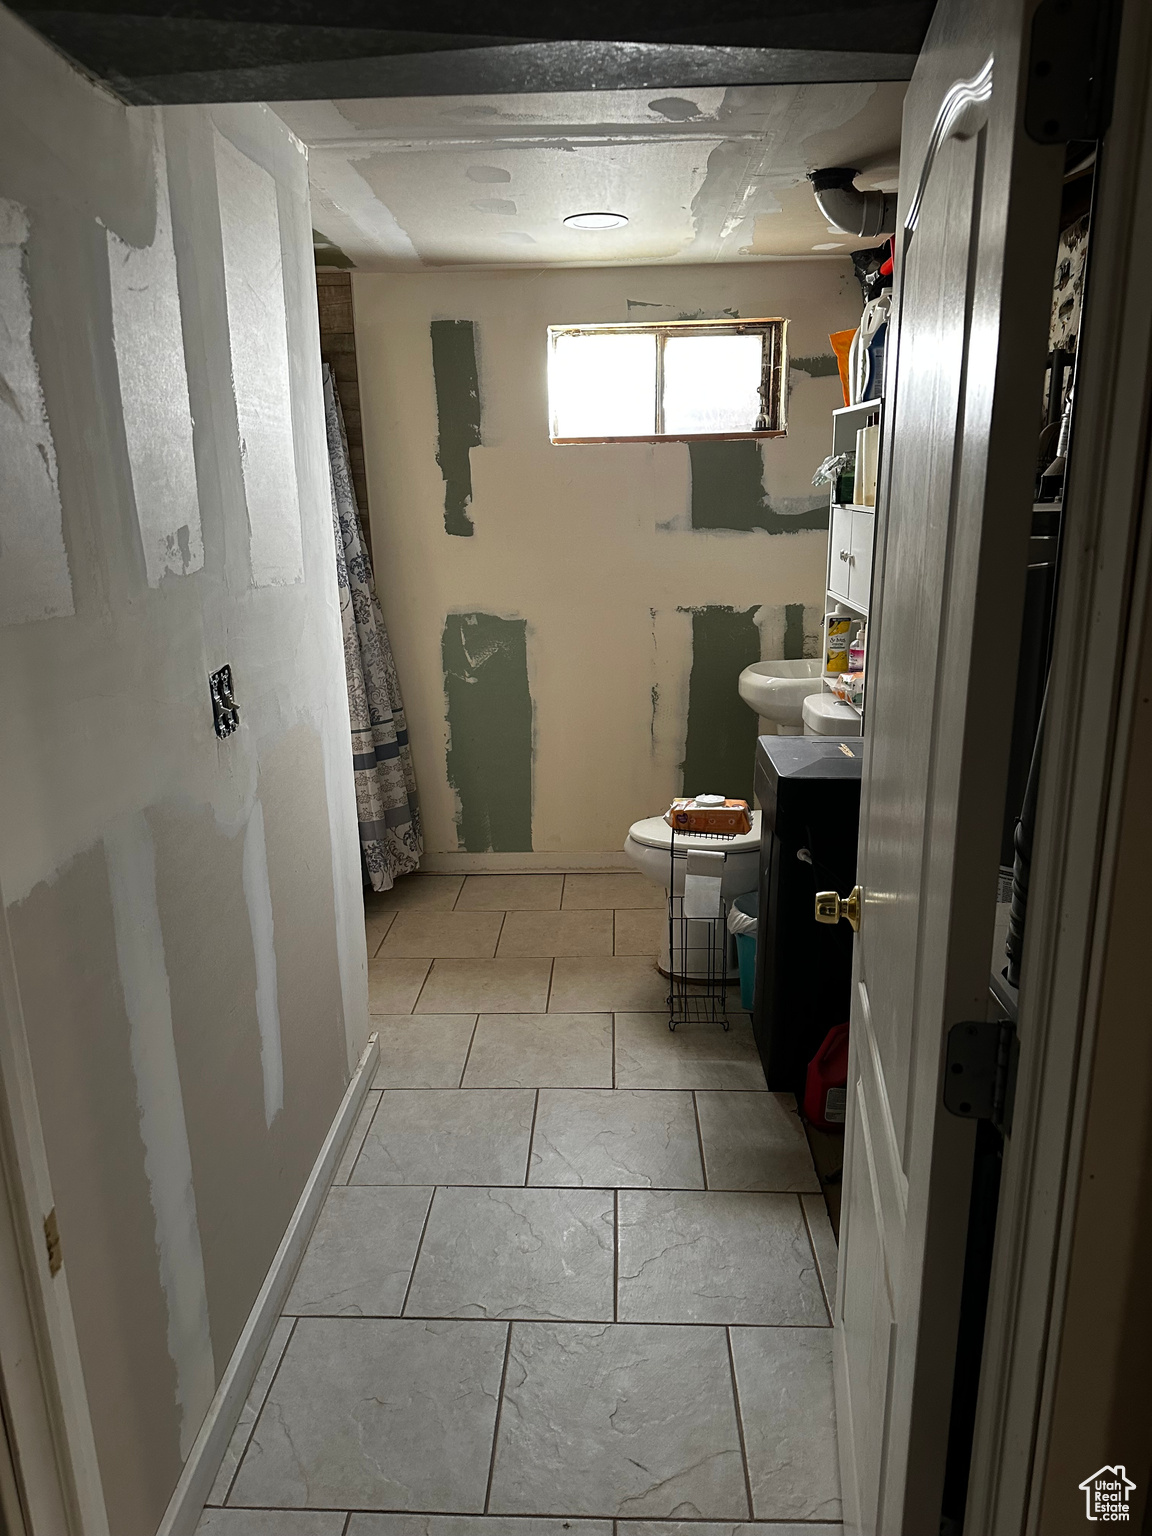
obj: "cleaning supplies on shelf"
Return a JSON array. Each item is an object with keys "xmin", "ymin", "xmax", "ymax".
[
  {"xmin": 665, "ymin": 797, "xmax": 752, "ymax": 836},
  {"xmin": 812, "ymin": 450, "xmax": 856, "ymax": 505},
  {"xmin": 849, "ymin": 623, "xmax": 866, "ymax": 672},
  {"xmin": 829, "ymin": 328, "xmax": 856, "ymax": 407},
  {"xmin": 826, "ymin": 615, "xmax": 851, "ymax": 672},
  {"xmin": 850, "ymin": 292, "xmax": 892, "ymax": 403},
  {"xmin": 852, "ymin": 422, "xmax": 880, "ymax": 507}
]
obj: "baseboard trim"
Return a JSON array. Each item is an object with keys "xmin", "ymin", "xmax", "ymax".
[
  {"xmin": 155, "ymin": 1030, "xmax": 380, "ymax": 1536},
  {"xmin": 420, "ymin": 851, "xmax": 632, "ymax": 873}
]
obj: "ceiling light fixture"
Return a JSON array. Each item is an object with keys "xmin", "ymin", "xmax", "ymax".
[{"xmin": 563, "ymin": 211, "xmax": 629, "ymax": 230}]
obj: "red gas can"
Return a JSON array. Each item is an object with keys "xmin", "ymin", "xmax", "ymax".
[{"xmin": 803, "ymin": 1023, "xmax": 850, "ymax": 1130}]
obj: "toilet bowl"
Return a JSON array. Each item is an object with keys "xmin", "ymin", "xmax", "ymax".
[{"xmin": 624, "ymin": 811, "xmax": 762, "ymax": 979}]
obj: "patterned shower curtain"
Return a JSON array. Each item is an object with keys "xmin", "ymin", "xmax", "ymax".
[{"xmin": 323, "ymin": 365, "xmax": 423, "ymax": 891}]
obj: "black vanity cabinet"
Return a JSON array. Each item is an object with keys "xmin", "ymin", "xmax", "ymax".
[{"xmin": 752, "ymin": 736, "xmax": 862, "ymax": 1096}]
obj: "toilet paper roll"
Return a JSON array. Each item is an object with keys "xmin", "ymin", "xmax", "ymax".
[{"xmin": 683, "ymin": 848, "xmax": 726, "ymax": 919}]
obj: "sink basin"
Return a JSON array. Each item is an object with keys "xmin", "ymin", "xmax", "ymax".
[{"xmin": 738, "ymin": 659, "xmax": 824, "ymax": 734}]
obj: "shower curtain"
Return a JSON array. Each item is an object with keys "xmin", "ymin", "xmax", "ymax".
[{"xmin": 323, "ymin": 365, "xmax": 423, "ymax": 891}]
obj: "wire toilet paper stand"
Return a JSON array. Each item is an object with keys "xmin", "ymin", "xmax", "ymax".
[{"xmin": 667, "ymin": 828, "xmax": 732, "ymax": 1032}]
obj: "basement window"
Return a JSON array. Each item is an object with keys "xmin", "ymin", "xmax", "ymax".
[{"xmin": 547, "ymin": 318, "xmax": 788, "ymax": 443}]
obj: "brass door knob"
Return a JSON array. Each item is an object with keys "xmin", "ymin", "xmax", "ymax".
[{"xmin": 815, "ymin": 886, "xmax": 863, "ymax": 931}]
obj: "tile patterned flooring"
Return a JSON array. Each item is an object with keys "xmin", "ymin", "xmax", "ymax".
[{"xmin": 198, "ymin": 873, "xmax": 842, "ymax": 1535}]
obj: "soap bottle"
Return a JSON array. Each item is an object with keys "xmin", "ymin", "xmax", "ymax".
[{"xmin": 849, "ymin": 623, "xmax": 866, "ymax": 673}]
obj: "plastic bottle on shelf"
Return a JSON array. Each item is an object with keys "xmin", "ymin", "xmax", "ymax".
[{"xmin": 849, "ymin": 623, "xmax": 866, "ymax": 672}]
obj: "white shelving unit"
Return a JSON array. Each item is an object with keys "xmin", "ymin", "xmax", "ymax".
[{"xmin": 817, "ymin": 397, "xmax": 883, "ymax": 728}]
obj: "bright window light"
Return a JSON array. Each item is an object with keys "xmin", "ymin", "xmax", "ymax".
[
  {"xmin": 548, "ymin": 330, "xmax": 657, "ymax": 439},
  {"xmin": 663, "ymin": 333, "xmax": 765, "ymax": 435},
  {"xmin": 547, "ymin": 319, "xmax": 788, "ymax": 443}
]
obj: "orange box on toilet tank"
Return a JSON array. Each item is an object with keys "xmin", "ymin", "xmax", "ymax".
[{"xmin": 665, "ymin": 799, "xmax": 753, "ymax": 836}]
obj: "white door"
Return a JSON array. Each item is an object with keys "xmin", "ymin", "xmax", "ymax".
[{"xmin": 831, "ymin": 1, "xmax": 1066, "ymax": 1530}]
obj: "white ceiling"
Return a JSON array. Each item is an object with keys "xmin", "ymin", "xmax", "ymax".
[{"xmin": 274, "ymin": 81, "xmax": 905, "ymax": 271}]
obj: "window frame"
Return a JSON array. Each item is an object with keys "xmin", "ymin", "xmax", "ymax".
[{"xmin": 546, "ymin": 317, "xmax": 789, "ymax": 445}]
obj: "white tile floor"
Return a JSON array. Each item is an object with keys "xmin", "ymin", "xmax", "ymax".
[{"xmin": 198, "ymin": 873, "xmax": 843, "ymax": 1534}]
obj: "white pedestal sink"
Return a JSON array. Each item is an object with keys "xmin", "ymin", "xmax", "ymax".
[{"xmin": 738, "ymin": 658, "xmax": 824, "ymax": 735}]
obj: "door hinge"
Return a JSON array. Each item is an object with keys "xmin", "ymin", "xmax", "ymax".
[
  {"xmin": 1025, "ymin": 0, "xmax": 1122, "ymax": 145},
  {"xmin": 944, "ymin": 1020, "xmax": 1020, "ymax": 1136},
  {"xmin": 44, "ymin": 1208, "xmax": 62, "ymax": 1277}
]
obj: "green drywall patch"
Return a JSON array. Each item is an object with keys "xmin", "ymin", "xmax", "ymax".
[
  {"xmin": 689, "ymin": 441, "xmax": 763, "ymax": 530},
  {"xmin": 431, "ymin": 320, "xmax": 481, "ymax": 537},
  {"xmin": 443, "ymin": 613, "xmax": 532, "ymax": 852},
  {"xmin": 784, "ymin": 603, "xmax": 806, "ymax": 660},
  {"xmin": 689, "ymin": 441, "xmax": 828, "ymax": 533},
  {"xmin": 681, "ymin": 606, "xmax": 761, "ymax": 803},
  {"xmin": 790, "ymin": 354, "xmax": 840, "ymax": 378}
]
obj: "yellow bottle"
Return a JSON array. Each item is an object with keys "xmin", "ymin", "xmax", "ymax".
[{"xmin": 826, "ymin": 615, "xmax": 851, "ymax": 672}]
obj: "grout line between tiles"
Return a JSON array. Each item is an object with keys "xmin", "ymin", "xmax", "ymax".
[
  {"xmin": 398, "ymin": 1188, "xmax": 437, "ymax": 1317},
  {"xmin": 523, "ymin": 1089, "xmax": 541, "ymax": 1185},
  {"xmin": 611, "ymin": 1011, "xmax": 617, "ymax": 1089},
  {"xmin": 483, "ymin": 1321, "xmax": 514, "ymax": 1513},
  {"xmin": 217, "ymin": 1502, "xmax": 826, "ymax": 1524},
  {"xmin": 344, "ymin": 1092, "xmax": 383, "ymax": 1186},
  {"xmin": 342, "ymin": 1176, "xmax": 816, "ymax": 1198},
  {"xmin": 285, "ymin": 1311, "xmax": 832, "ymax": 1329},
  {"xmin": 692, "ymin": 1089, "xmax": 709, "ymax": 1190},
  {"xmin": 340, "ymin": 1515, "xmax": 352, "ymax": 1536},
  {"xmin": 353, "ymin": 1083, "xmax": 772, "ymax": 1093},
  {"xmin": 726, "ymin": 1323, "xmax": 757, "ymax": 1522},
  {"xmin": 544, "ymin": 956, "xmax": 555, "ymax": 1012},
  {"xmin": 220, "ymin": 1315, "xmax": 298, "ymax": 1506},
  {"xmin": 368, "ymin": 916, "xmax": 390, "ymax": 961},
  {"xmin": 493, "ymin": 909, "xmax": 508, "ymax": 958},
  {"xmin": 799, "ymin": 1193, "xmax": 833, "ymax": 1325},
  {"xmin": 408, "ymin": 957, "xmax": 435, "ymax": 1015},
  {"xmin": 457, "ymin": 1014, "xmax": 481, "ymax": 1088},
  {"xmin": 613, "ymin": 1188, "xmax": 619, "ymax": 1322}
]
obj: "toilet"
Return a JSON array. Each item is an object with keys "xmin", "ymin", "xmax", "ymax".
[
  {"xmin": 624, "ymin": 811, "xmax": 762, "ymax": 979},
  {"xmin": 802, "ymin": 691, "xmax": 862, "ymax": 736}
]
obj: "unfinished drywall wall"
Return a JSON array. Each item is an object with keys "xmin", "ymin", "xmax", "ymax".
[
  {"xmin": 106, "ymin": 114, "xmax": 203, "ymax": 587},
  {"xmin": 355, "ymin": 261, "xmax": 857, "ymax": 857},
  {"xmin": 0, "ymin": 197, "xmax": 73, "ymax": 621},
  {"xmin": 0, "ymin": 15, "xmax": 366, "ymax": 1535}
]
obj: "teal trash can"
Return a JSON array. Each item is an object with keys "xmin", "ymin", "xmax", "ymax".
[{"xmin": 728, "ymin": 892, "xmax": 759, "ymax": 1012}]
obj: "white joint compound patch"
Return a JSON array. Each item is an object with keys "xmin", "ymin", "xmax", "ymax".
[
  {"xmin": 214, "ymin": 128, "xmax": 303, "ymax": 587},
  {"xmin": 105, "ymin": 813, "xmax": 216, "ymax": 1458},
  {"xmin": 0, "ymin": 199, "xmax": 74, "ymax": 624},
  {"xmin": 242, "ymin": 799, "xmax": 284, "ymax": 1127},
  {"xmin": 106, "ymin": 112, "xmax": 203, "ymax": 587}
]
